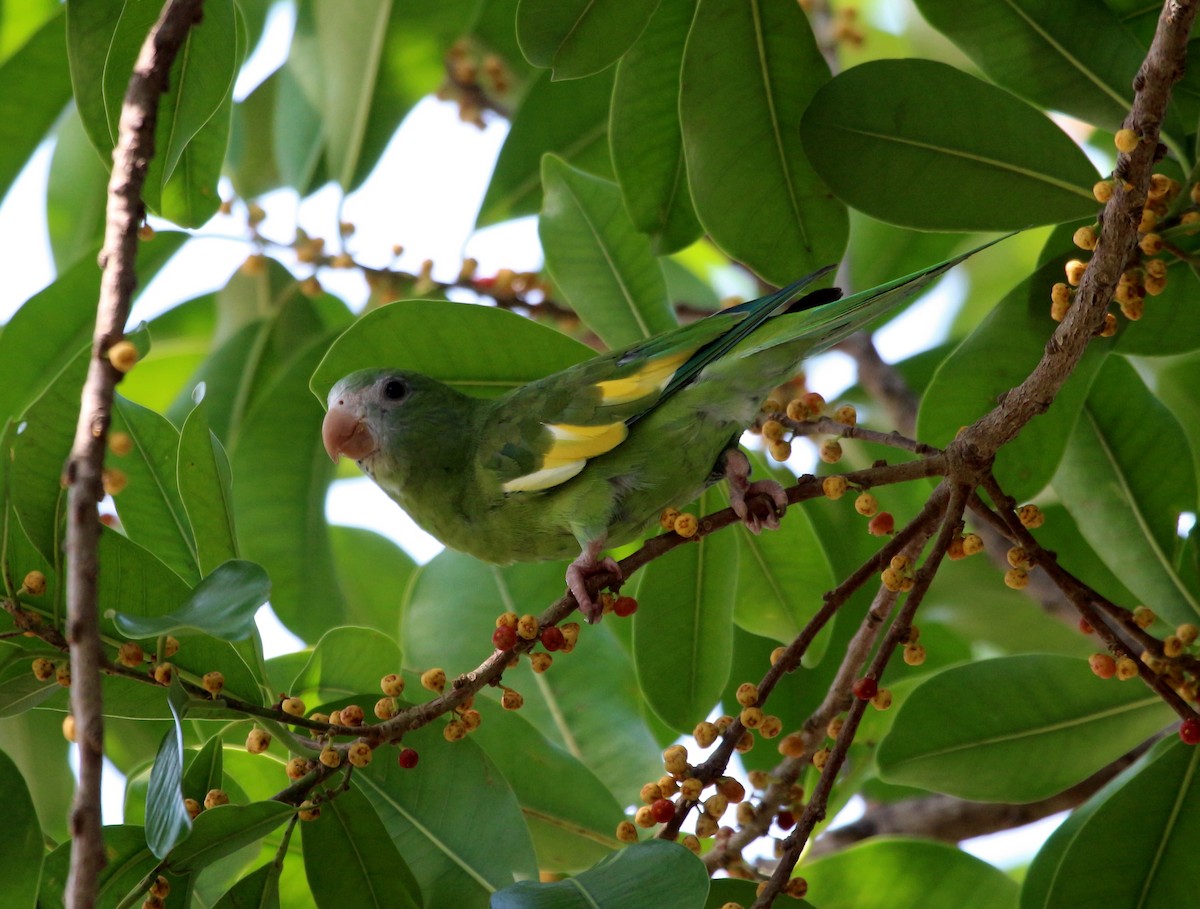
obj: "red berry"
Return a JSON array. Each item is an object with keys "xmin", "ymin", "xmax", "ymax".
[
  {"xmin": 1079, "ymin": 618, "xmax": 1094, "ymax": 635},
  {"xmin": 776, "ymin": 810, "xmax": 795, "ymax": 831},
  {"xmin": 540, "ymin": 626, "xmax": 565, "ymax": 652},
  {"xmin": 867, "ymin": 511, "xmax": 895, "ymax": 536},
  {"xmin": 650, "ymin": 798, "xmax": 675, "ymax": 824},
  {"xmin": 1181, "ymin": 718, "xmax": 1200, "ymax": 746},
  {"xmin": 398, "ymin": 748, "xmax": 420, "ymax": 768},
  {"xmin": 492, "ymin": 625, "xmax": 517, "ymax": 650},
  {"xmin": 613, "ymin": 596, "xmax": 638, "ymax": 617},
  {"xmin": 852, "ymin": 677, "xmax": 878, "ymax": 700}
]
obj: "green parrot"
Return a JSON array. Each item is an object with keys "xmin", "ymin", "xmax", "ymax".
[{"xmin": 321, "ymin": 245, "xmax": 990, "ymax": 622}]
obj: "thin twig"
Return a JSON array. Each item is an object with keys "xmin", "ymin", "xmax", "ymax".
[{"xmin": 64, "ymin": 2, "xmax": 205, "ymax": 906}]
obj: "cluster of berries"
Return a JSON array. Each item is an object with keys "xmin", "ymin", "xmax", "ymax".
[{"xmin": 1051, "ymin": 129, "xmax": 1191, "ymax": 331}]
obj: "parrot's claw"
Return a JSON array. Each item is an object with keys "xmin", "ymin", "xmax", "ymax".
[
  {"xmin": 724, "ymin": 449, "xmax": 788, "ymax": 534},
  {"xmin": 567, "ymin": 540, "xmax": 622, "ymax": 624}
]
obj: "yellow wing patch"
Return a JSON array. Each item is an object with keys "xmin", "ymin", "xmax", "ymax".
[
  {"xmin": 593, "ymin": 351, "xmax": 690, "ymax": 404},
  {"xmin": 502, "ymin": 421, "xmax": 629, "ymax": 493}
]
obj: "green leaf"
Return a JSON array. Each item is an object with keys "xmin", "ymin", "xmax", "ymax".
[
  {"xmin": 167, "ymin": 802, "xmax": 295, "ymax": 873},
  {"xmin": 290, "ymin": 627, "xmax": 402, "ymax": 704},
  {"xmin": 328, "ymin": 525, "xmax": 417, "ymax": 632},
  {"xmin": 516, "ymin": 0, "xmax": 660, "ymax": 80},
  {"xmin": 403, "ymin": 552, "xmax": 664, "ymax": 799},
  {"xmin": 493, "ymin": 840, "xmax": 708, "ymax": 909},
  {"xmin": 111, "ymin": 395, "xmax": 199, "ymax": 583},
  {"xmin": 358, "ymin": 722, "xmax": 539, "ymax": 909},
  {"xmin": 46, "ymin": 102, "xmax": 110, "ymax": 270},
  {"xmin": 800, "ymin": 60, "xmax": 1098, "ymax": 231},
  {"xmin": 680, "ymin": 0, "xmax": 847, "ymax": 285},
  {"xmin": 112, "ymin": 559, "xmax": 268, "ymax": 641},
  {"xmin": 311, "ymin": 0, "xmax": 391, "ymax": 190},
  {"xmin": 178, "ymin": 398, "xmax": 239, "ymax": 574},
  {"xmin": 633, "ymin": 488, "xmax": 739, "ymax": 732},
  {"xmin": 302, "ymin": 785, "xmax": 421, "ymax": 909},
  {"xmin": 540, "ymin": 155, "xmax": 675, "ymax": 348},
  {"xmin": 311, "ymin": 300, "xmax": 593, "ymax": 403},
  {"xmin": 0, "ymin": 747, "xmax": 43, "ymax": 906},
  {"xmin": 912, "ymin": 0, "xmax": 1171, "ymax": 141},
  {"xmin": 0, "ymin": 710, "xmax": 74, "ymax": 841},
  {"xmin": 158, "ymin": 89, "xmax": 232, "ymax": 227},
  {"xmin": 876, "ymin": 655, "xmax": 1174, "ymax": 802},
  {"xmin": 801, "ymin": 838, "xmax": 1018, "ymax": 909},
  {"xmin": 919, "ymin": 254, "xmax": 1107, "ymax": 501},
  {"xmin": 724, "ymin": 458, "xmax": 836, "ymax": 653},
  {"xmin": 469, "ymin": 705, "xmax": 626, "ymax": 871},
  {"xmin": 183, "ymin": 733, "xmax": 225, "ymax": 804},
  {"xmin": 0, "ymin": 8, "xmax": 71, "ymax": 203},
  {"xmin": 1053, "ymin": 356, "xmax": 1200, "ymax": 625},
  {"xmin": 38, "ymin": 826, "xmax": 158, "ymax": 909},
  {"xmin": 272, "ymin": 0, "xmax": 325, "ymax": 193},
  {"xmin": 1114, "ymin": 257, "xmax": 1200, "ymax": 356},
  {"xmin": 0, "ymin": 231, "xmax": 186, "ymax": 431},
  {"xmin": 213, "ymin": 862, "xmax": 282, "ymax": 909},
  {"xmin": 477, "ymin": 67, "xmax": 616, "ymax": 226},
  {"xmin": 1023, "ymin": 738, "xmax": 1200, "ymax": 908},
  {"xmin": 228, "ymin": 71, "xmax": 284, "ymax": 199},
  {"xmin": 231, "ymin": 334, "xmax": 343, "ymax": 642},
  {"xmin": 146, "ymin": 680, "xmax": 192, "ymax": 857},
  {"xmin": 610, "ymin": 0, "xmax": 702, "ymax": 254}
]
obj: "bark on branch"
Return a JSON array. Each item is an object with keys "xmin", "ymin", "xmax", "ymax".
[{"xmin": 64, "ymin": 2, "xmax": 205, "ymax": 907}]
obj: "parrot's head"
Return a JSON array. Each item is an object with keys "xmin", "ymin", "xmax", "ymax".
[{"xmin": 323, "ymin": 369, "xmax": 465, "ymax": 482}]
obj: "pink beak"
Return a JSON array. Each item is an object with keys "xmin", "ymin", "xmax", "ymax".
[{"xmin": 322, "ymin": 404, "xmax": 377, "ymax": 462}]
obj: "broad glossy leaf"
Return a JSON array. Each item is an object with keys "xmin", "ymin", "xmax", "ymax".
[
  {"xmin": 913, "ymin": 0, "xmax": 1172, "ymax": 140},
  {"xmin": 38, "ymin": 826, "xmax": 157, "ymax": 909},
  {"xmin": 213, "ymin": 863, "xmax": 281, "ymax": 909},
  {"xmin": 290, "ymin": 627, "xmax": 402, "ymax": 704},
  {"xmin": 1114, "ymin": 257, "xmax": 1200, "ymax": 356},
  {"xmin": 0, "ymin": 711, "xmax": 73, "ymax": 841},
  {"xmin": 493, "ymin": 840, "xmax": 707, "ymax": 909},
  {"xmin": 272, "ymin": 0, "xmax": 325, "ymax": 193},
  {"xmin": 516, "ymin": 0, "xmax": 660, "ymax": 80},
  {"xmin": 470, "ymin": 705, "xmax": 625, "ymax": 871},
  {"xmin": 167, "ymin": 802, "xmax": 295, "ymax": 873},
  {"xmin": 146, "ymin": 680, "xmax": 191, "ymax": 857},
  {"xmin": 477, "ymin": 67, "xmax": 615, "ymax": 226},
  {"xmin": 46, "ymin": 103, "xmax": 109, "ymax": 270},
  {"xmin": 311, "ymin": 0, "xmax": 391, "ymax": 190},
  {"xmin": 540, "ymin": 155, "xmax": 674, "ymax": 348},
  {"xmin": 919, "ymin": 255, "xmax": 1107, "ymax": 500},
  {"xmin": 328, "ymin": 525, "xmax": 416, "ymax": 632},
  {"xmin": 302, "ymin": 785, "xmax": 421, "ymax": 909},
  {"xmin": 610, "ymin": 0, "xmax": 702, "ymax": 254},
  {"xmin": 403, "ymin": 552, "xmax": 664, "ymax": 798},
  {"xmin": 110, "ymin": 395, "xmax": 199, "ymax": 583},
  {"xmin": 158, "ymin": 90, "xmax": 232, "ymax": 227},
  {"xmin": 633, "ymin": 488, "xmax": 738, "ymax": 732},
  {"xmin": 358, "ymin": 723, "xmax": 538, "ymax": 909},
  {"xmin": 801, "ymin": 60, "xmax": 1098, "ymax": 231},
  {"xmin": 1023, "ymin": 738, "xmax": 1200, "ymax": 909},
  {"xmin": 66, "ymin": 0, "xmax": 238, "ymax": 214},
  {"xmin": 1053, "ymin": 356, "xmax": 1200, "ymax": 624},
  {"xmin": 0, "ymin": 748, "xmax": 42, "ymax": 907},
  {"xmin": 0, "ymin": 9, "xmax": 71, "ymax": 203},
  {"xmin": 311, "ymin": 300, "xmax": 593, "ymax": 402},
  {"xmin": 723, "ymin": 461, "xmax": 836, "ymax": 653},
  {"xmin": 0, "ymin": 230, "xmax": 186, "ymax": 430},
  {"xmin": 877, "ymin": 655, "xmax": 1174, "ymax": 801},
  {"xmin": 345, "ymin": 0, "xmax": 478, "ymax": 190},
  {"xmin": 228, "ymin": 71, "xmax": 284, "ymax": 198},
  {"xmin": 231, "ymin": 334, "xmax": 343, "ymax": 643},
  {"xmin": 178, "ymin": 399, "xmax": 239, "ymax": 574},
  {"xmin": 802, "ymin": 838, "xmax": 1018, "ymax": 909},
  {"xmin": 112, "ymin": 560, "xmax": 268, "ymax": 641},
  {"xmin": 680, "ymin": 0, "xmax": 847, "ymax": 285}
]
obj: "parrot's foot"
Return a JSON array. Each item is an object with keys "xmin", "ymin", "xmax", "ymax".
[
  {"xmin": 724, "ymin": 449, "xmax": 788, "ymax": 534},
  {"xmin": 567, "ymin": 539, "xmax": 622, "ymax": 624}
]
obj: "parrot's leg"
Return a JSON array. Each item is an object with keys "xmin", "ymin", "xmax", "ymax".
[
  {"xmin": 723, "ymin": 449, "xmax": 788, "ymax": 534},
  {"xmin": 567, "ymin": 538, "xmax": 622, "ymax": 624}
]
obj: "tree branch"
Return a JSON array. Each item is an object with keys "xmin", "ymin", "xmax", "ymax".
[{"xmin": 64, "ymin": 2, "xmax": 205, "ymax": 906}]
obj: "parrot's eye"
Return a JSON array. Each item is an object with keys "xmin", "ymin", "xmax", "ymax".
[{"xmin": 383, "ymin": 378, "xmax": 409, "ymax": 401}]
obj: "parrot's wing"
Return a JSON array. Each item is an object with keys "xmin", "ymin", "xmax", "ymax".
[{"xmin": 480, "ymin": 268, "xmax": 837, "ymax": 493}]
